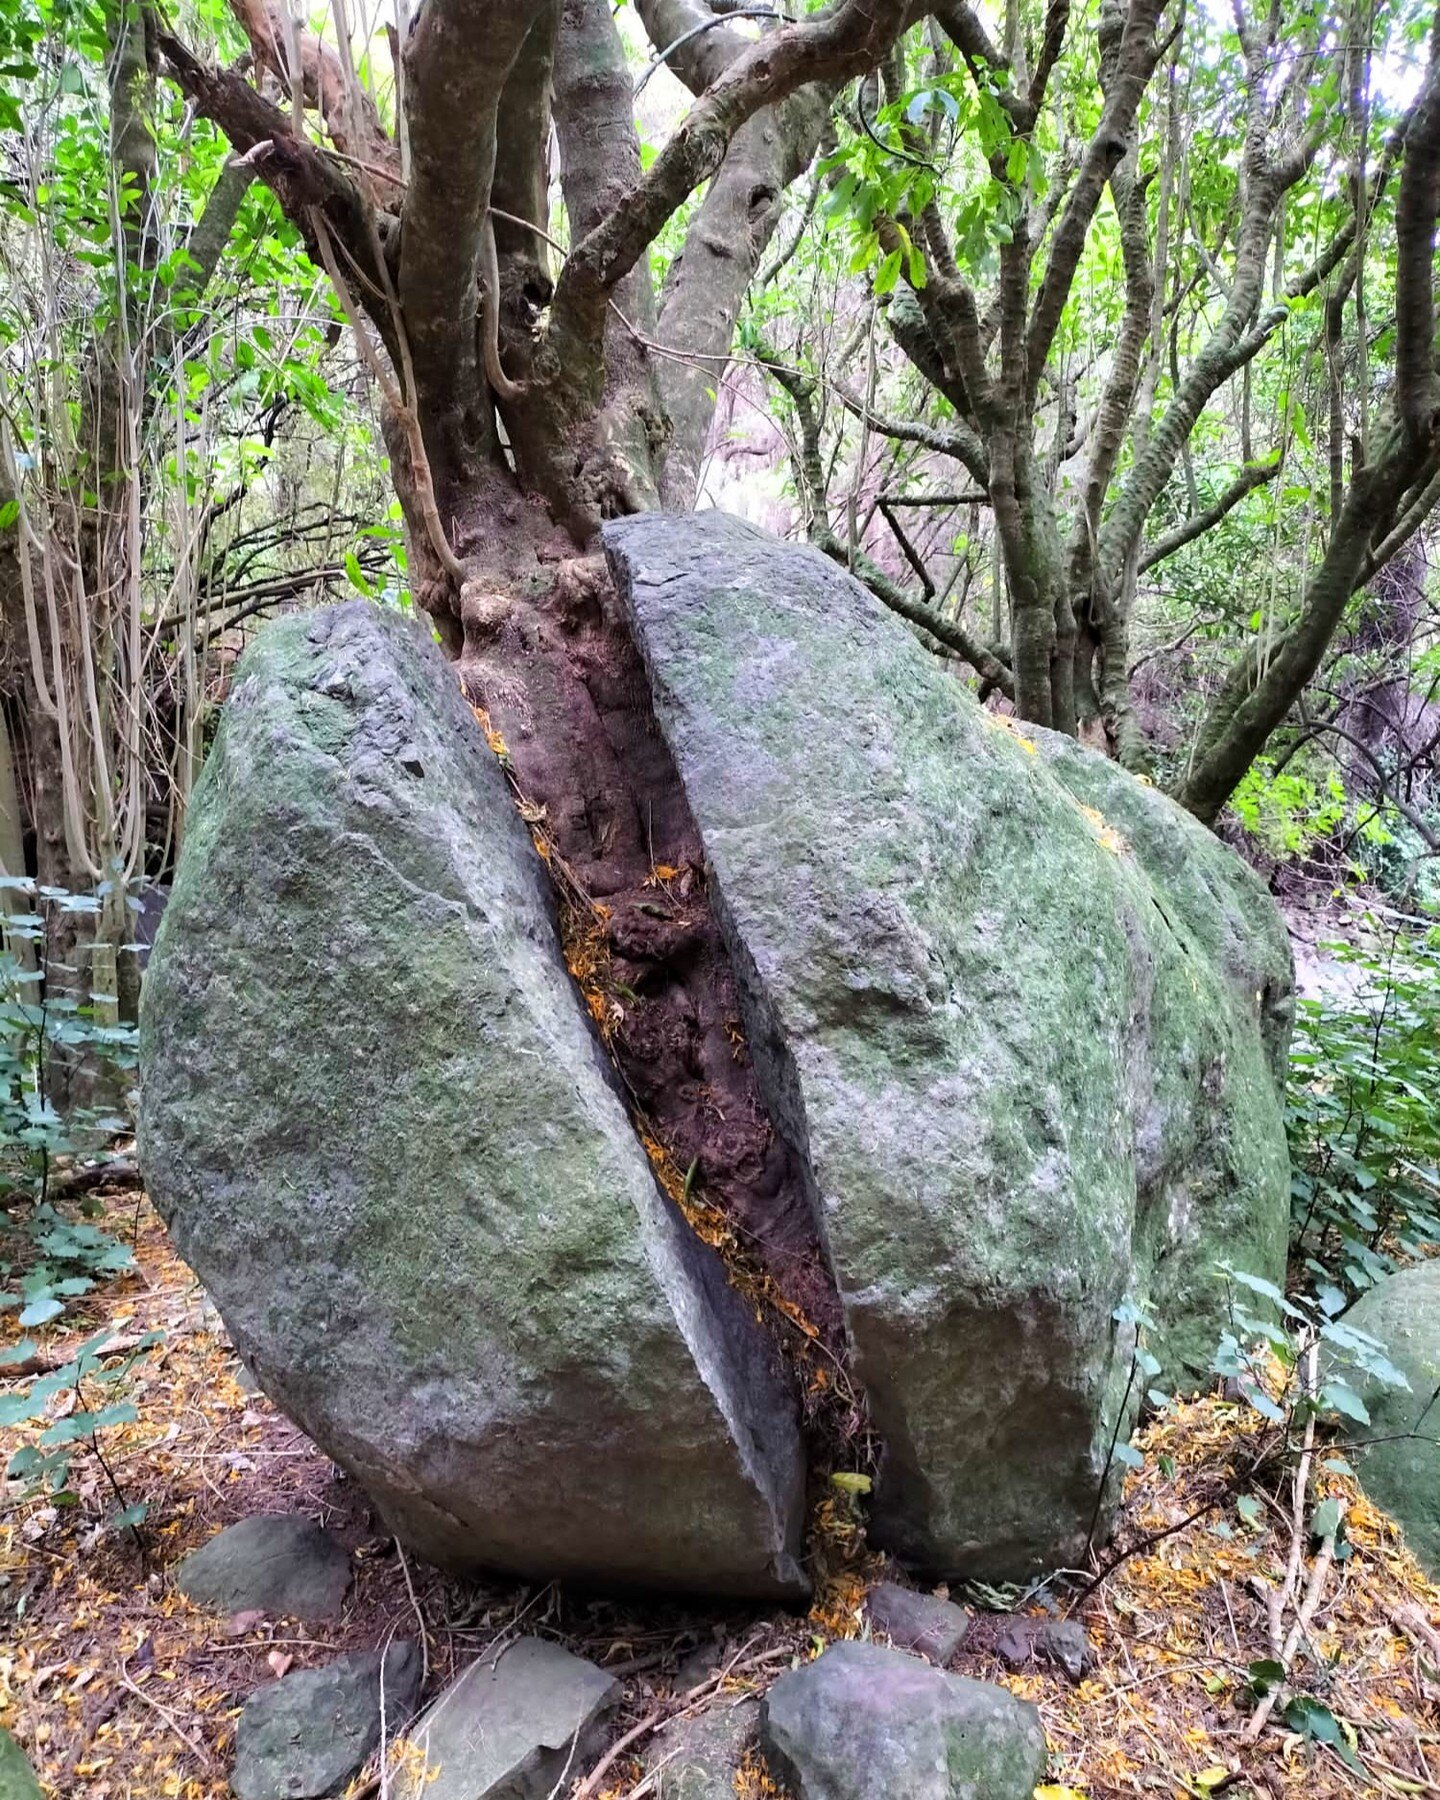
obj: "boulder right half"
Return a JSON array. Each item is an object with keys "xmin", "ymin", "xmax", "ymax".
[{"xmin": 606, "ymin": 511, "xmax": 1292, "ymax": 1578}]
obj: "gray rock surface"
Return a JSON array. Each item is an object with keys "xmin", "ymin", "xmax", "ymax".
[
  {"xmin": 390, "ymin": 1637, "xmax": 619, "ymax": 1800},
  {"xmin": 645, "ymin": 1697, "xmax": 759, "ymax": 1800},
  {"xmin": 606, "ymin": 510, "xmax": 1292, "ymax": 1576},
  {"xmin": 866, "ymin": 1583, "xmax": 972, "ymax": 1663},
  {"xmin": 231, "ymin": 1642, "xmax": 421, "ymax": 1800},
  {"xmin": 140, "ymin": 602, "xmax": 804, "ymax": 1598},
  {"xmin": 0, "ymin": 1726, "xmax": 42, "ymax": 1800},
  {"xmin": 1338, "ymin": 1262, "xmax": 1440, "ymax": 1576},
  {"xmin": 177, "ymin": 1515, "xmax": 352, "ymax": 1621},
  {"xmin": 994, "ymin": 1617, "xmax": 1094, "ymax": 1684},
  {"xmin": 760, "ymin": 1641, "xmax": 1046, "ymax": 1800}
]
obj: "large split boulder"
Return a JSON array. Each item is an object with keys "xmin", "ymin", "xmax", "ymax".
[
  {"xmin": 1338, "ymin": 1261, "xmax": 1440, "ymax": 1576},
  {"xmin": 605, "ymin": 510, "xmax": 1292, "ymax": 1576},
  {"xmin": 139, "ymin": 602, "xmax": 805, "ymax": 1597}
]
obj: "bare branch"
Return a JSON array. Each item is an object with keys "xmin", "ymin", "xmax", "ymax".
[
  {"xmin": 157, "ymin": 33, "xmax": 392, "ymax": 351},
  {"xmin": 761, "ymin": 349, "xmax": 1015, "ymax": 693},
  {"xmin": 550, "ymin": 0, "xmax": 916, "ymax": 352},
  {"xmin": 397, "ymin": 0, "xmax": 551, "ymax": 435},
  {"xmin": 1138, "ymin": 455, "xmax": 1282, "ymax": 572},
  {"xmin": 226, "ymin": 0, "xmax": 399, "ymax": 197}
]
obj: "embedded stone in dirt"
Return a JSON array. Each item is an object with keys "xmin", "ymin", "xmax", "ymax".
[
  {"xmin": 139, "ymin": 602, "xmax": 805, "ymax": 1599},
  {"xmin": 995, "ymin": 1617, "xmax": 1095, "ymax": 1684},
  {"xmin": 760, "ymin": 1640, "xmax": 1046, "ymax": 1800},
  {"xmin": 176, "ymin": 1514, "xmax": 352, "ymax": 1621},
  {"xmin": 866, "ymin": 1583, "xmax": 972, "ymax": 1663},
  {"xmin": 1336, "ymin": 1261, "xmax": 1440, "ymax": 1576},
  {"xmin": 231, "ymin": 1641, "xmax": 421, "ymax": 1800},
  {"xmin": 607, "ymin": 510, "xmax": 1293, "ymax": 1578},
  {"xmin": 645, "ymin": 1696, "xmax": 760, "ymax": 1800},
  {"xmin": 390, "ymin": 1637, "xmax": 619, "ymax": 1800}
]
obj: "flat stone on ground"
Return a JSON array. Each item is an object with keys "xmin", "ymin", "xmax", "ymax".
[
  {"xmin": 994, "ymin": 1617, "xmax": 1094, "ymax": 1684},
  {"xmin": 866, "ymin": 1583, "xmax": 972, "ymax": 1663},
  {"xmin": 645, "ymin": 1698, "xmax": 759, "ymax": 1800},
  {"xmin": 390, "ymin": 1636, "xmax": 620, "ymax": 1800},
  {"xmin": 231, "ymin": 1642, "xmax": 421, "ymax": 1800},
  {"xmin": 760, "ymin": 1640, "xmax": 1046, "ymax": 1800},
  {"xmin": 177, "ymin": 1514, "xmax": 352, "ymax": 1621}
]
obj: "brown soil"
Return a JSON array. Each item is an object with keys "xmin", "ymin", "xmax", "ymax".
[{"xmin": 4, "ymin": 1187, "xmax": 1439, "ymax": 1800}]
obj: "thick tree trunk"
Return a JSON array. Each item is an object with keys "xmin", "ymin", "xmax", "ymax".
[{"xmin": 412, "ymin": 464, "xmax": 845, "ymax": 1363}]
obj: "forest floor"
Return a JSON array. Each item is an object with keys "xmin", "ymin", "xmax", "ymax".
[{"xmin": 2, "ymin": 1185, "xmax": 1438, "ymax": 1800}]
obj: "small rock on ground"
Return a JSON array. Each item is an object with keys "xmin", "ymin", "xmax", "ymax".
[
  {"xmin": 760, "ymin": 1640, "xmax": 1046, "ymax": 1800},
  {"xmin": 673, "ymin": 1637, "xmax": 726, "ymax": 1692},
  {"xmin": 646, "ymin": 1698, "xmax": 759, "ymax": 1800},
  {"xmin": 390, "ymin": 1636, "xmax": 620, "ymax": 1800},
  {"xmin": 995, "ymin": 1617, "xmax": 1094, "ymax": 1684},
  {"xmin": 231, "ymin": 1641, "xmax": 420, "ymax": 1800},
  {"xmin": 866, "ymin": 1583, "xmax": 972, "ymax": 1663},
  {"xmin": 177, "ymin": 1514, "xmax": 352, "ymax": 1621}
]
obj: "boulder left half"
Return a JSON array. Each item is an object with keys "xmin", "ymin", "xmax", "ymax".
[{"xmin": 139, "ymin": 602, "xmax": 806, "ymax": 1599}]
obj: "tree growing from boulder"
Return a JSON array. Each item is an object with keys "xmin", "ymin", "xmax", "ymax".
[{"xmin": 156, "ymin": 0, "xmax": 944, "ymax": 1289}]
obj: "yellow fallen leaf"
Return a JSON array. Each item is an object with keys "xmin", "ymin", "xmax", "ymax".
[{"xmin": 1035, "ymin": 1786, "xmax": 1088, "ymax": 1800}]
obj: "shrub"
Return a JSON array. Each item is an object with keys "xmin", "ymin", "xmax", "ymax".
[{"xmin": 1287, "ymin": 913, "xmax": 1440, "ymax": 1298}]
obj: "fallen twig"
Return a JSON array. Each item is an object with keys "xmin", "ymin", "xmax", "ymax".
[{"xmin": 117, "ymin": 1668, "xmax": 216, "ymax": 1771}]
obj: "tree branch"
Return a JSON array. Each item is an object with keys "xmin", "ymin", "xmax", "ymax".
[
  {"xmin": 1024, "ymin": 0, "xmax": 1166, "ymax": 400},
  {"xmin": 397, "ymin": 0, "xmax": 551, "ymax": 439},
  {"xmin": 550, "ymin": 0, "xmax": 915, "ymax": 354},
  {"xmin": 761, "ymin": 349, "xmax": 1015, "ymax": 694},
  {"xmin": 1138, "ymin": 455, "xmax": 1282, "ymax": 572},
  {"xmin": 226, "ymin": 0, "xmax": 399, "ymax": 198},
  {"xmin": 157, "ymin": 33, "xmax": 392, "ymax": 354}
]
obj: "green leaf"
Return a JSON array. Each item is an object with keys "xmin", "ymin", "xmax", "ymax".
[
  {"xmin": 1282, "ymin": 1697, "xmax": 1362, "ymax": 1770},
  {"xmin": 18, "ymin": 1296, "xmax": 63, "ymax": 1327},
  {"xmin": 873, "ymin": 248, "xmax": 903, "ymax": 296},
  {"xmin": 1310, "ymin": 1496, "xmax": 1343, "ymax": 1541},
  {"xmin": 344, "ymin": 550, "xmax": 374, "ymax": 599},
  {"xmin": 1319, "ymin": 1381, "xmax": 1371, "ymax": 1426},
  {"xmin": 1247, "ymin": 1658, "xmax": 1285, "ymax": 1694}
]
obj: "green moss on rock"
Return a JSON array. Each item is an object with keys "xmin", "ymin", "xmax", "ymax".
[
  {"xmin": 606, "ymin": 511, "xmax": 1292, "ymax": 1578},
  {"xmin": 140, "ymin": 603, "xmax": 805, "ymax": 1598}
]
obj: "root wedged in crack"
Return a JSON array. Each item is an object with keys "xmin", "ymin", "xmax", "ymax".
[{"xmin": 453, "ymin": 555, "xmax": 878, "ymax": 1539}]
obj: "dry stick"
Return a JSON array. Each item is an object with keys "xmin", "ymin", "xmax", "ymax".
[
  {"xmin": 307, "ymin": 209, "xmax": 463, "ymax": 585},
  {"xmin": 611, "ymin": 1751, "xmax": 677, "ymax": 1800},
  {"xmin": 1392, "ymin": 1604, "xmax": 1440, "ymax": 1668},
  {"xmin": 571, "ymin": 1637, "xmax": 787, "ymax": 1800},
  {"xmin": 118, "ymin": 1666, "xmax": 217, "ymax": 1771},
  {"xmin": 1245, "ymin": 1343, "xmax": 1333, "ymax": 1744},
  {"xmin": 544, "ymin": 1718, "xmax": 587, "ymax": 1800},
  {"xmin": 394, "ymin": 1540, "xmax": 431, "ymax": 1687}
]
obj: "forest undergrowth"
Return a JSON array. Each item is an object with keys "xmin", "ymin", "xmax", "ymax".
[{"xmin": 1, "ymin": 1183, "xmax": 1437, "ymax": 1800}]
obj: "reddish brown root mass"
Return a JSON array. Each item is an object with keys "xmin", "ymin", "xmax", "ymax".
[{"xmin": 449, "ymin": 538, "xmax": 847, "ymax": 1391}]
